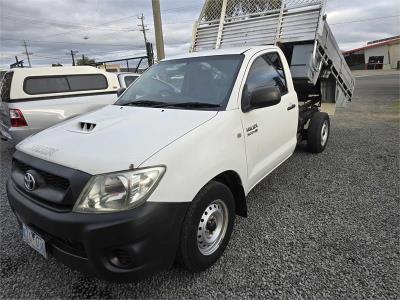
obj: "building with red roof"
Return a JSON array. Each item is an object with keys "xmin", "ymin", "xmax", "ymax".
[{"xmin": 343, "ymin": 36, "xmax": 400, "ymax": 70}]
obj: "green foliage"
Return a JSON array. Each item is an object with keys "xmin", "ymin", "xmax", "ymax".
[{"xmin": 77, "ymin": 56, "xmax": 95, "ymax": 66}]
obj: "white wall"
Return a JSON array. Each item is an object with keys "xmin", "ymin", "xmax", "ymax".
[
  {"xmin": 389, "ymin": 43, "xmax": 400, "ymax": 69},
  {"xmin": 364, "ymin": 45, "xmax": 390, "ymax": 70}
]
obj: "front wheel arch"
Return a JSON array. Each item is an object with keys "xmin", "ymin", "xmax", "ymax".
[{"xmin": 213, "ymin": 170, "xmax": 247, "ymax": 218}]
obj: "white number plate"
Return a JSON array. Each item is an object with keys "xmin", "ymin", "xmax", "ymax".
[{"xmin": 22, "ymin": 224, "xmax": 47, "ymax": 258}]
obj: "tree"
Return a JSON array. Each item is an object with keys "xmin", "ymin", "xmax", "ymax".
[{"xmin": 77, "ymin": 55, "xmax": 95, "ymax": 66}]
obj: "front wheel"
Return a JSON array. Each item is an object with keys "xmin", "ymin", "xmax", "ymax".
[
  {"xmin": 177, "ymin": 181, "xmax": 235, "ymax": 272},
  {"xmin": 307, "ymin": 112, "xmax": 330, "ymax": 153}
]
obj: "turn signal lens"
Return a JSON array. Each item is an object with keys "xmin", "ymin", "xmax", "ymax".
[{"xmin": 10, "ymin": 109, "xmax": 28, "ymax": 127}]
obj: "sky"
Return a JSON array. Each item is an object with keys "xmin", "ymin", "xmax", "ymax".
[{"xmin": 0, "ymin": 0, "xmax": 399, "ymax": 69}]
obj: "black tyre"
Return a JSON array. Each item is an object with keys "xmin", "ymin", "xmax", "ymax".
[
  {"xmin": 178, "ymin": 181, "xmax": 235, "ymax": 272},
  {"xmin": 307, "ymin": 112, "xmax": 330, "ymax": 153}
]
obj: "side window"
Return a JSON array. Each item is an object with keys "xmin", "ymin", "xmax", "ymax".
[
  {"xmin": 1, "ymin": 72, "xmax": 13, "ymax": 102},
  {"xmin": 245, "ymin": 53, "xmax": 287, "ymax": 98},
  {"xmin": 67, "ymin": 74, "xmax": 108, "ymax": 91},
  {"xmin": 124, "ymin": 76, "xmax": 138, "ymax": 87},
  {"xmin": 24, "ymin": 74, "xmax": 108, "ymax": 95},
  {"xmin": 24, "ymin": 77, "xmax": 69, "ymax": 95}
]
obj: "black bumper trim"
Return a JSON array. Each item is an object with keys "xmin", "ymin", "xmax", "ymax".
[{"xmin": 7, "ymin": 179, "xmax": 190, "ymax": 281}]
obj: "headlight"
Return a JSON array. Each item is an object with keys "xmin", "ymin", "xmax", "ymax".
[{"xmin": 73, "ymin": 166, "xmax": 165, "ymax": 213}]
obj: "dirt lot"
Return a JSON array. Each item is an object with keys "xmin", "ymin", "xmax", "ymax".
[{"xmin": 1, "ymin": 73, "xmax": 399, "ymax": 299}]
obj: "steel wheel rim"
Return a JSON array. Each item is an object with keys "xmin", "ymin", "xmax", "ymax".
[
  {"xmin": 321, "ymin": 121, "xmax": 329, "ymax": 146},
  {"xmin": 197, "ymin": 199, "xmax": 228, "ymax": 256}
]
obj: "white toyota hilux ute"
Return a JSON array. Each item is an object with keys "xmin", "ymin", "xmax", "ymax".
[{"xmin": 7, "ymin": 46, "xmax": 331, "ymax": 281}]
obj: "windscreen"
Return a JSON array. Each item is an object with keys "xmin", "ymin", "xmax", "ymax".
[{"xmin": 116, "ymin": 55, "xmax": 243, "ymax": 110}]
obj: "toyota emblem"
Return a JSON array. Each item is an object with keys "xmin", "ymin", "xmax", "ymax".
[{"xmin": 24, "ymin": 172, "xmax": 36, "ymax": 191}]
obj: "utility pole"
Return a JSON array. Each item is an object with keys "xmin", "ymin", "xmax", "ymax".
[
  {"xmin": 138, "ymin": 14, "xmax": 153, "ymax": 67},
  {"xmin": 152, "ymin": 0, "xmax": 165, "ymax": 60},
  {"xmin": 68, "ymin": 50, "xmax": 79, "ymax": 66},
  {"xmin": 138, "ymin": 13, "xmax": 149, "ymax": 46},
  {"xmin": 22, "ymin": 40, "xmax": 32, "ymax": 67}
]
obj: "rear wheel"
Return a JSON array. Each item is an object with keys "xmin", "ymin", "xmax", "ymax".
[
  {"xmin": 178, "ymin": 181, "xmax": 235, "ymax": 272},
  {"xmin": 307, "ymin": 112, "xmax": 330, "ymax": 153}
]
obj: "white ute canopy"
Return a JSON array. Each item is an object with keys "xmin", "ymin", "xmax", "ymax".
[{"xmin": 191, "ymin": 0, "xmax": 355, "ymax": 109}]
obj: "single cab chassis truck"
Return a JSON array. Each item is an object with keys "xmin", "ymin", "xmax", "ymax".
[{"xmin": 7, "ymin": 0, "xmax": 354, "ymax": 281}]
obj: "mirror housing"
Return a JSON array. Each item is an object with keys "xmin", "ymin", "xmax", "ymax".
[
  {"xmin": 250, "ymin": 86, "xmax": 281, "ymax": 110},
  {"xmin": 117, "ymin": 87, "xmax": 126, "ymax": 97}
]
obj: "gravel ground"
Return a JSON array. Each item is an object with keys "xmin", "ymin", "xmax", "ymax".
[{"xmin": 1, "ymin": 74, "xmax": 399, "ymax": 299}]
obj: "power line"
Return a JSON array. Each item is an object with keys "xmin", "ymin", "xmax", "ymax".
[
  {"xmin": 42, "ymin": 14, "xmax": 141, "ymax": 38},
  {"xmin": 330, "ymin": 14, "xmax": 400, "ymax": 26},
  {"xmin": 2, "ymin": 14, "xmax": 137, "ymax": 32},
  {"xmin": 1, "ymin": 37, "xmax": 141, "ymax": 47},
  {"xmin": 35, "ymin": 0, "xmax": 199, "ymax": 39},
  {"xmin": 1, "ymin": 2, "xmax": 200, "ymax": 40}
]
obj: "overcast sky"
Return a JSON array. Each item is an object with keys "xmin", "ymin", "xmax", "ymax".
[{"xmin": 0, "ymin": 0, "xmax": 399, "ymax": 69}]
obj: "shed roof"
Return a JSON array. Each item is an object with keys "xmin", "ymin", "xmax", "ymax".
[{"xmin": 343, "ymin": 37, "xmax": 400, "ymax": 55}]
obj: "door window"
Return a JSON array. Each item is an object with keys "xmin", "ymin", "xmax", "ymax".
[{"xmin": 242, "ymin": 52, "xmax": 287, "ymax": 110}]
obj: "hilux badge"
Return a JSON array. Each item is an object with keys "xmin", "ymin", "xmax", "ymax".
[{"xmin": 24, "ymin": 172, "xmax": 36, "ymax": 191}]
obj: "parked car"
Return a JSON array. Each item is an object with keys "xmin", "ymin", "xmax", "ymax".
[
  {"xmin": 9, "ymin": 46, "xmax": 333, "ymax": 281},
  {"xmin": 0, "ymin": 66, "xmax": 121, "ymax": 145},
  {"xmin": 116, "ymin": 72, "xmax": 140, "ymax": 88}
]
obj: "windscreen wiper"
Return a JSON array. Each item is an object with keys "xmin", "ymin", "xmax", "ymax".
[
  {"xmin": 121, "ymin": 100, "xmax": 169, "ymax": 107},
  {"xmin": 163, "ymin": 102, "xmax": 222, "ymax": 108}
]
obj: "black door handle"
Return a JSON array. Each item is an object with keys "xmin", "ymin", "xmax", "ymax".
[{"xmin": 287, "ymin": 104, "xmax": 296, "ymax": 111}]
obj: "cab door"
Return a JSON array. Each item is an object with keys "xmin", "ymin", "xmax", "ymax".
[{"xmin": 241, "ymin": 51, "xmax": 298, "ymax": 190}]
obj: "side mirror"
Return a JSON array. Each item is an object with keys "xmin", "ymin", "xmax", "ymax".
[
  {"xmin": 242, "ymin": 85, "xmax": 282, "ymax": 112},
  {"xmin": 117, "ymin": 87, "xmax": 126, "ymax": 97},
  {"xmin": 249, "ymin": 86, "xmax": 281, "ymax": 110}
]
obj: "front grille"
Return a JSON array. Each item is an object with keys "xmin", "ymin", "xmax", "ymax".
[
  {"xmin": 12, "ymin": 150, "xmax": 92, "ymax": 210},
  {"xmin": 13, "ymin": 159, "xmax": 69, "ymax": 191}
]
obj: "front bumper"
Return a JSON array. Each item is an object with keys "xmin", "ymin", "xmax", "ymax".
[{"xmin": 7, "ymin": 179, "xmax": 189, "ymax": 281}]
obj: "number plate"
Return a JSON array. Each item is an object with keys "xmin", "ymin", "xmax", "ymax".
[{"xmin": 22, "ymin": 224, "xmax": 47, "ymax": 258}]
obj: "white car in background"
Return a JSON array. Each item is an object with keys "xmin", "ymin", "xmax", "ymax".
[
  {"xmin": 116, "ymin": 72, "xmax": 140, "ymax": 88},
  {"xmin": 0, "ymin": 66, "xmax": 139, "ymax": 145}
]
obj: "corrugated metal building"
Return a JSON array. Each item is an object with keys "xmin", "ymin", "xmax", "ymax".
[{"xmin": 343, "ymin": 36, "xmax": 400, "ymax": 70}]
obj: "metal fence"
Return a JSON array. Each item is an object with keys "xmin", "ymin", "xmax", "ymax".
[
  {"xmin": 193, "ymin": 0, "xmax": 326, "ymax": 51},
  {"xmin": 199, "ymin": 0, "xmax": 323, "ymax": 23}
]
